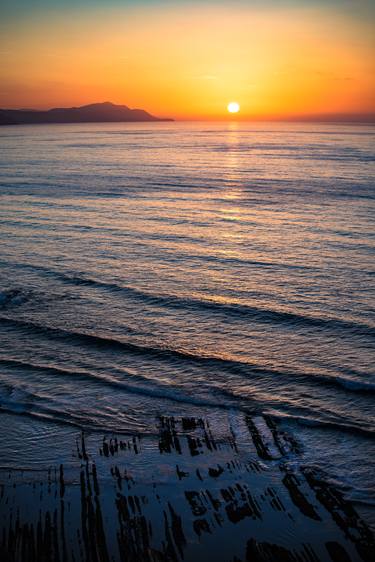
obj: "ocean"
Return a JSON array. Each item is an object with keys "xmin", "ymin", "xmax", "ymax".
[{"xmin": 0, "ymin": 121, "xmax": 374, "ymax": 528}]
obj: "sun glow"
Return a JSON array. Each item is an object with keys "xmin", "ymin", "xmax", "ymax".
[
  {"xmin": 227, "ymin": 102, "xmax": 240, "ymax": 114},
  {"xmin": 1, "ymin": 3, "xmax": 374, "ymax": 119}
]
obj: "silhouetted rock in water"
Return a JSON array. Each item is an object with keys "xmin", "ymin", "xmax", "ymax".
[
  {"xmin": 325, "ymin": 541, "xmax": 352, "ymax": 562},
  {"xmin": 1, "ymin": 413, "xmax": 374, "ymax": 561},
  {"xmin": 282, "ymin": 472, "xmax": 321, "ymax": 521},
  {"xmin": 0, "ymin": 102, "xmax": 173, "ymax": 125},
  {"xmin": 246, "ymin": 538, "xmax": 320, "ymax": 562}
]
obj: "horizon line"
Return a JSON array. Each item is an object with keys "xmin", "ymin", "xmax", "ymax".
[{"xmin": 1, "ymin": 102, "xmax": 375, "ymax": 124}]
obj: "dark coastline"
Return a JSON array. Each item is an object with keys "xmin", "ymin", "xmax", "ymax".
[{"xmin": 0, "ymin": 102, "xmax": 173, "ymax": 126}]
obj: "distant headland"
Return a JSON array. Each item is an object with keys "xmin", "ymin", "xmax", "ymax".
[{"xmin": 0, "ymin": 102, "xmax": 174, "ymax": 125}]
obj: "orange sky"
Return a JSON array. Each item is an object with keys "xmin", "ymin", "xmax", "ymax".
[{"xmin": 1, "ymin": 1, "xmax": 374, "ymax": 119}]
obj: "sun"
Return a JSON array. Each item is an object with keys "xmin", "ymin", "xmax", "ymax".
[{"xmin": 227, "ymin": 102, "xmax": 240, "ymax": 114}]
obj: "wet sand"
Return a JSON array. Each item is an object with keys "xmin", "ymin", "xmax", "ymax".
[{"xmin": 0, "ymin": 412, "xmax": 374, "ymax": 561}]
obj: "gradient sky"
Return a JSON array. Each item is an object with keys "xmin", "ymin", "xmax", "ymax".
[{"xmin": 1, "ymin": 0, "xmax": 374, "ymax": 119}]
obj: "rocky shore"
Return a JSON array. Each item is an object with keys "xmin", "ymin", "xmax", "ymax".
[{"xmin": 1, "ymin": 412, "xmax": 374, "ymax": 561}]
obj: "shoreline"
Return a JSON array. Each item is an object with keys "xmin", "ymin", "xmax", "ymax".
[{"xmin": 1, "ymin": 412, "xmax": 374, "ymax": 561}]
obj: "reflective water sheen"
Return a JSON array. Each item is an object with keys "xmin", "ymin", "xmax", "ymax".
[{"xmin": 0, "ymin": 121, "xmax": 374, "ymax": 522}]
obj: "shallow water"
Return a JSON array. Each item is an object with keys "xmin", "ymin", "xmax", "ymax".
[{"xmin": 0, "ymin": 121, "xmax": 374, "ymax": 523}]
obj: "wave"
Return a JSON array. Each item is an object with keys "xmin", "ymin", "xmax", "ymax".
[
  {"xmin": 1, "ymin": 258, "xmax": 373, "ymax": 338},
  {"xmin": 0, "ymin": 316, "xmax": 243, "ymax": 365},
  {"xmin": 0, "ymin": 370, "xmax": 234, "ymax": 436},
  {"xmin": 335, "ymin": 377, "xmax": 375, "ymax": 392},
  {"xmin": 0, "ymin": 400, "xmax": 108, "ymax": 433},
  {"xmin": 0, "ymin": 357, "xmax": 226, "ymax": 410},
  {"xmin": 0, "ymin": 262, "xmax": 375, "ymax": 338},
  {"xmin": 53, "ymin": 279, "xmax": 375, "ymax": 337},
  {"xmin": 4, "ymin": 262, "xmax": 372, "ymax": 337},
  {"xmin": 1, "ymin": 319, "xmax": 374, "ymax": 397},
  {"xmin": 269, "ymin": 412, "xmax": 375, "ymax": 439},
  {"xmin": 0, "ymin": 364, "xmax": 373, "ymax": 440}
]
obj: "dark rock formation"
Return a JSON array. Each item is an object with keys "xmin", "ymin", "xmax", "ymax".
[{"xmin": 0, "ymin": 102, "xmax": 173, "ymax": 125}]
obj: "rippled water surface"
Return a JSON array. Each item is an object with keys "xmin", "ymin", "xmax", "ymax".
[{"xmin": 0, "ymin": 121, "xmax": 374, "ymax": 521}]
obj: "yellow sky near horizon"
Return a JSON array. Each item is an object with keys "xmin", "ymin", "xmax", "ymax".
[{"xmin": 1, "ymin": 3, "xmax": 374, "ymax": 119}]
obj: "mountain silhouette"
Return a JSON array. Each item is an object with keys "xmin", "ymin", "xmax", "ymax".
[{"xmin": 0, "ymin": 102, "xmax": 173, "ymax": 125}]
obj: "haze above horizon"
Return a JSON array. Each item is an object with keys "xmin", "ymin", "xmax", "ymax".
[{"xmin": 1, "ymin": 0, "xmax": 374, "ymax": 120}]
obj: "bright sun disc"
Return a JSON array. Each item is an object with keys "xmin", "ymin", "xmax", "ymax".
[{"xmin": 227, "ymin": 102, "xmax": 240, "ymax": 113}]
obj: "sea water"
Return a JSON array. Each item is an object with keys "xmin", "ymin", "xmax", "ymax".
[{"xmin": 0, "ymin": 121, "xmax": 374, "ymax": 525}]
